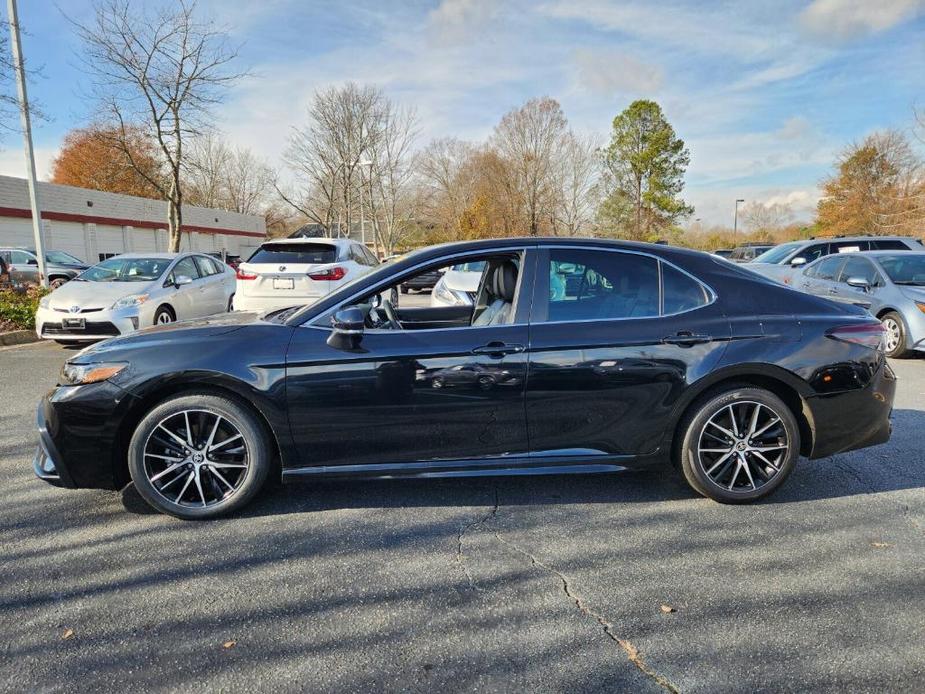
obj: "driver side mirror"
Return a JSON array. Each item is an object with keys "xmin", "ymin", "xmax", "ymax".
[
  {"xmin": 327, "ymin": 306, "xmax": 365, "ymax": 351},
  {"xmin": 790, "ymin": 256, "xmax": 807, "ymax": 267},
  {"xmin": 26, "ymin": 258, "xmax": 38, "ymax": 265},
  {"xmin": 845, "ymin": 276, "xmax": 870, "ymax": 291},
  {"xmin": 174, "ymin": 274, "xmax": 193, "ymax": 287}
]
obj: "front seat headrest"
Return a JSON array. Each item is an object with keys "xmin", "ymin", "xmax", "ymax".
[{"xmin": 494, "ymin": 261, "xmax": 518, "ymax": 302}]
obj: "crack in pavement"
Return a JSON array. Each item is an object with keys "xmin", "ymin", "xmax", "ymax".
[
  {"xmin": 492, "ymin": 530, "xmax": 680, "ymax": 693},
  {"xmin": 454, "ymin": 488, "xmax": 500, "ymax": 591}
]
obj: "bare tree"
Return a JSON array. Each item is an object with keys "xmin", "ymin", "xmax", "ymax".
[
  {"xmin": 553, "ymin": 132, "xmax": 600, "ymax": 236},
  {"xmin": 491, "ymin": 97, "xmax": 568, "ymax": 235},
  {"xmin": 280, "ymin": 83, "xmax": 386, "ymax": 236},
  {"xmin": 72, "ymin": 0, "xmax": 245, "ymax": 251},
  {"xmin": 184, "ymin": 131, "xmax": 231, "ymax": 209},
  {"xmin": 740, "ymin": 201, "xmax": 795, "ymax": 233},
  {"xmin": 366, "ymin": 103, "xmax": 418, "ymax": 256},
  {"xmin": 417, "ymin": 137, "xmax": 478, "ymax": 238}
]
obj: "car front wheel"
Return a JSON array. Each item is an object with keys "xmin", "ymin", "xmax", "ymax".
[
  {"xmin": 678, "ymin": 386, "xmax": 800, "ymax": 503},
  {"xmin": 881, "ymin": 312, "xmax": 909, "ymax": 358},
  {"xmin": 127, "ymin": 393, "xmax": 272, "ymax": 519}
]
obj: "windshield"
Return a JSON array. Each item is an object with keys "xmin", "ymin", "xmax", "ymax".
[
  {"xmin": 878, "ymin": 254, "xmax": 925, "ymax": 285},
  {"xmin": 248, "ymin": 243, "xmax": 337, "ymax": 265},
  {"xmin": 78, "ymin": 257, "xmax": 171, "ymax": 282},
  {"xmin": 43, "ymin": 250, "xmax": 84, "ymax": 264},
  {"xmin": 753, "ymin": 242, "xmax": 803, "ymax": 264}
]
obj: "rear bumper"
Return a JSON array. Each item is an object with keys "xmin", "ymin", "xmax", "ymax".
[
  {"xmin": 804, "ymin": 356, "xmax": 896, "ymax": 459},
  {"xmin": 232, "ymin": 294, "xmax": 319, "ymax": 313}
]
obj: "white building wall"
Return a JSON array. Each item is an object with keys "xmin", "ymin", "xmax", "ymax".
[{"xmin": 0, "ymin": 175, "xmax": 265, "ymax": 263}]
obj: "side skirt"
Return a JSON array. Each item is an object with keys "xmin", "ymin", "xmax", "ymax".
[{"xmin": 281, "ymin": 454, "xmax": 648, "ymax": 482}]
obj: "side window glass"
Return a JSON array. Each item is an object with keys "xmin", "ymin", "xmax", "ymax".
[
  {"xmin": 872, "ymin": 240, "xmax": 907, "ymax": 250},
  {"xmin": 171, "ymin": 257, "xmax": 201, "ymax": 282},
  {"xmin": 662, "ymin": 263, "xmax": 710, "ymax": 314},
  {"xmin": 840, "ymin": 257, "xmax": 878, "ymax": 285},
  {"xmin": 11, "ymin": 250, "xmax": 32, "ymax": 264},
  {"xmin": 804, "ymin": 263, "xmax": 818, "ymax": 278},
  {"xmin": 815, "ymin": 258, "xmax": 843, "ymax": 281},
  {"xmin": 194, "ymin": 256, "xmax": 215, "ymax": 276},
  {"xmin": 803, "ymin": 244, "xmax": 828, "ymax": 262},
  {"xmin": 831, "ymin": 241, "xmax": 867, "ymax": 254},
  {"xmin": 545, "ymin": 250, "xmax": 659, "ymax": 322}
]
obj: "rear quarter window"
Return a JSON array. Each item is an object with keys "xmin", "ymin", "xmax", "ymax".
[
  {"xmin": 662, "ymin": 263, "xmax": 710, "ymax": 314},
  {"xmin": 248, "ymin": 244, "xmax": 337, "ymax": 264}
]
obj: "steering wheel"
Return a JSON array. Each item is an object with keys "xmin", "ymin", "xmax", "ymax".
[{"xmin": 381, "ymin": 299, "xmax": 402, "ymax": 330}]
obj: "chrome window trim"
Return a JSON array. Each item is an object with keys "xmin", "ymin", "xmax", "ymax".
[
  {"xmin": 539, "ymin": 244, "xmax": 717, "ymax": 323},
  {"xmin": 303, "ymin": 245, "xmax": 531, "ymax": 329}
]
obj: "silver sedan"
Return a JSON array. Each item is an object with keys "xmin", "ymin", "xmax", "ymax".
[
  {"xmin": 35, "ymin": 253, "xmax": 236, "ymax": 343},
  {"xmin": 794, "ymin": 251, "xmax": 925, "ymax": 357}
]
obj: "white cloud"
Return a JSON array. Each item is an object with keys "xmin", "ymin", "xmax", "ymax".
[
  {"xmin": 572, "ymin": 48, "xmax": 663, "ymax": 95},
  {"xmin": 427, "ymin": 0, "xmax": 500, "ymax": 42},
  {"xmin": 0, "ymin": 146, "xmax": 57, "ymax": 181},
  {"xmin": 799, "ymin": 0, "xmax": 925, "ymax": 40}
]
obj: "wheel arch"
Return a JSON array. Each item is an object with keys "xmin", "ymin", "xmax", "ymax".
[
  {"xmin": 112, "ymin": 376, "xmax": 283, "ymax": 488},
  {"xmin": 154, "ymin": 303, "xmax": 176, "ymax": 321},
  {"xmin": 667, "ymin": 364, "xmax": 815, "ymax": 464},
  {"xmin": 874, "ymin": 306, "xmax": 899, "ymax": 320}
]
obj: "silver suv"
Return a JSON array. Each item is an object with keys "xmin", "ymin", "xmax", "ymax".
[{"xmin": 747, "ymin": 236, "xmax": 923, "ymax": 285}]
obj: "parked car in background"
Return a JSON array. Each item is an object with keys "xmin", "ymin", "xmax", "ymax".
[
  {"xmin": 712, "ymin": 249, "xmax": 734, "ymax": 259},
  {"xmin": 0, "ymin": 255, "xmax": 9, "ymax": 288},
  {"xmin": 208, "ymin": 252, "xmax": 242, "ymax": 271},
  {"xmin": 795, "ymin": 251, "xmax": 925, "ymax": 357},
  {"xmin": 747, "ymin": 236, "xmax": 922, "ymax": 285},
  {"xmin": 728, "ymin": 244, "xmax": 773, "ymax": 263},
  {"xmin": 35, "ymin": 253, "xmax": 235, "ymax": 343},
  {"xmin": 430, "ymin": 260, "xmax": 485, "ymax": 307},
  {"xmin": 401, "ymin": 266, "xmax": 443, "ymax": 293},
  {"xmin": 0, "ymin": 248, "xmax": 89, "ymax": 288},
  {"xmin": 35, "ymin": 238, "xmax": 895, "ymax": 519},
  {"xmin": 233, "ymin": 238, "xmax": 378, "ymax": 313}
]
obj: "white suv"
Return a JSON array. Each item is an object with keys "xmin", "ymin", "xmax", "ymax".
[{"xmin": 232, "ymin": 238, "xmax": 378, "ymax": 313}]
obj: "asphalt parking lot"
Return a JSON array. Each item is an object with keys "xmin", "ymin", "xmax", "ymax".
[{"xmin": 0, "ymin": 341, "xmax": 922, "ymax": 693}]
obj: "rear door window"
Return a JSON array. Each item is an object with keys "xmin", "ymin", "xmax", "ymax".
[
  {"xmin": 662, "ymin": 264, "xmax": 710, "ymax": 314},
  {"xmin": 831, "ymin": 240, "xmax": 869, "ymax": 253},
  {"xmin": 248, "ymin": 244, "xmax": 337, "ymax": 265},
  {"xmin": 170, "ymin": 256, "xmax": 201, "ymax": 283}
]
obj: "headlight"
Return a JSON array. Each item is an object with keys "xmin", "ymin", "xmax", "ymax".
[
  {"xmin": 60, "ymin": 361, "xmax": 127, "ymax": 386},
  {"xmin": 39, "ymin": 295, "xmax": 50, "ymax": 308},
  {"xmin": 433, "ymin": 280, "xmax": 470, "ymax": 306},
  {"xmin": 111, "ymin": 294, "xmax": 149, "ymax": 310}
]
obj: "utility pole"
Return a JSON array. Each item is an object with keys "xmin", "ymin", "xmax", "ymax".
[
  {"xmin": 733, "ymin": 199, "xmax": 745, "ymax": 247},
  {"xmin": 7, "ymin": 0, "xmax": 47, "ymax": 287}
]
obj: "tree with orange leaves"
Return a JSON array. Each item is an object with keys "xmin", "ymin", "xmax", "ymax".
[{"xmin": 50, "ymin": 125, "xmax": 162, "ymax": 199}]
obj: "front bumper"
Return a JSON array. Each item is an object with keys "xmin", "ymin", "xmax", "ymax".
[
  {"xmin": 33, "ymin": 381, "xmax": 137, "ymax": 490},
  {"xmin": 35, "ymin": 305, "xmax": 144, "ymax": 341}
]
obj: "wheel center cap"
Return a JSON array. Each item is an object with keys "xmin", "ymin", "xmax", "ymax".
[
  {"xmin": 192, "ymin": 452, "xmax": 204, "ymax": 463},
  {"xmin": 736, "ymin": 442, "xmax": 747, "ymax": 451}
]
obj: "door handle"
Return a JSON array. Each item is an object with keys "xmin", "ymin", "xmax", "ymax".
[
  {"xmin": 471, "ymin": 342, "xmax": 525, "ymax": 357},
  {"xmin": 662, "ymin": 332, "xmax": 712, "ymax": 346},
  {"xmin": 828, "ymin": 287, "xmax": 839, "ymax": 294}
]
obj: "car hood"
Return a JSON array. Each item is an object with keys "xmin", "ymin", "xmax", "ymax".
[
  {"xmin": 73, "ymin": 310, "xmax": 272, "ymax": 360},
  {"xmin": 442, "ymin": 270, "xmax": 482, "ymax": 293},
  {"xmin": 46, "ymin": 280, "xmax": 156, "ymax": 310},
  {"xmin": 745, "ymin": 263, "xmax": 797, "ymax": 284}
]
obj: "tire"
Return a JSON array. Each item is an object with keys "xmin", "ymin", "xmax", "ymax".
[
  {"xmin": 881, "ymin": 312, "xmax": 909, "ymax": 358},
  {"xmin": 678, "ymin": 386, "xmax": 800, "ymax": 504},
  {"xmin": 153, "ymin": 305, "xmax": 175, "ymax": 326},
  {"xmin": 49, "ymin": 277, "xmax": 68, "ymax": 289},
  {"xmin": 54, "ymin": 340, "xmax": 81, "ymax": 346},
  {"xmin": 227, "ymin": 295, "xmax": 235, "ymax": 312},
  {"xmin": 127, "ymin": 393, "xmax": 272, "ymax": 519}
]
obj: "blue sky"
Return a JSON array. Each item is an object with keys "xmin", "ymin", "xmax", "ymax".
[{"xmin": 4, "ymin": 0, "xmax": 924, "ymax": 225}]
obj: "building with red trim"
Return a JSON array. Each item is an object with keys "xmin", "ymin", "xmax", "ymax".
[{"xmin": 0, "ymin": 175, "xmax": 267, "ymax": 262}]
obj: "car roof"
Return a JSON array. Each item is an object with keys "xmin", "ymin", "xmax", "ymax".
[
  {"xmin": 853, "ymin": 250, "xmax": 925, "ymax": 258},
  {"xmin": 795, "ymin": 235, "xmax": 917, "ymax": 244},
  {"xmin": 260, "ymin": 237, "xmax": 350, "ymax": 246},
  {"xmin": 104, "ymin": 252, "xmax": 183, "ymax": 259}
]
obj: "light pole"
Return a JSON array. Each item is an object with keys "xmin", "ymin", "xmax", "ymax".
[
  {"xmin": 733, "ymin": 199, "xmax": 745, "ymax": 246},
  {"xmin": 357, "ymin": 160, "xmax": 372, "ymax": 248},
  {"xmin": 7, "ymin": 0, "xmax": 48, "ymax": 287}
]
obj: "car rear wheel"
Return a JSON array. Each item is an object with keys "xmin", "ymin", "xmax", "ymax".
[
  {"xmin": 127, "ymin": 394, "xmax": 272, "ymax": 519},
  {"xmin": 678, "ymin": 386, "xmax": 800, "ymax": 503},
  {"xmin": 881, "ymin": 312, "xmax": 909, "ymax": 358}
]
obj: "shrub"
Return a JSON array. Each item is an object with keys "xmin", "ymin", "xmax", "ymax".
[{"xmin": 0, "ymin": 285, "xmax": 49, "ymax": 331}]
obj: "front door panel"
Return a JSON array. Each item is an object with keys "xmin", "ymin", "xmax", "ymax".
[{"xmin": 285, "ymin": 324, "xmax": 529, "ymax": 468}]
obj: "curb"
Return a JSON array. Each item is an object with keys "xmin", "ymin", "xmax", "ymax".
[{"xmin": 0, "ymin": 330, "xmax": 40, "ymax": 347}]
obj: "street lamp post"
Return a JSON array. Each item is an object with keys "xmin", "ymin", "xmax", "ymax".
[
  {"xmin": 357, "ymin": 160, "xmax": 372, "ymax": 248},
  {"xmin": 733, "ymin": 199, "xmax": 745, "ymax": 246},
  {"xmin": 7, "ymin": 0, "xmax": 48, "ymax": 288}
]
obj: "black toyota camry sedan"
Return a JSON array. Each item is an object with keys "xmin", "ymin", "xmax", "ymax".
[{"xmin": 34, "ymin": 238, "xmax": 895, "ymax": 519}]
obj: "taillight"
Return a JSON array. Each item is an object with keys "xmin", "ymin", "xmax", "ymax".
[
  {"xmin": 308, "ymin": 266, "xmax": 346, "ymax": 281},
  {"xmin": 826, "ymin": 322, "xmax": 885, "ymax": 350},
  {"xmin": 235, "ymin": 268, "xmax": 257, "ymax": 280}
]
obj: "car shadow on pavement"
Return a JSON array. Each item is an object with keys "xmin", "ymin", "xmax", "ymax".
[{"xmin": 120, "ymin": 407, "xmax": 925, "ymax": 517}]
